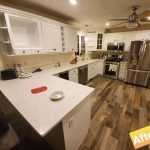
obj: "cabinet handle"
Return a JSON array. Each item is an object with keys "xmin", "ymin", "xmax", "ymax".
[{"xmin": 23, "ymin": 51, "xmax": 25, "ymax": 54}]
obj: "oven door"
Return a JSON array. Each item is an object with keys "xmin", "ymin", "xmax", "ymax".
[{"xmin": 104, "ymin": 62, "xmax": 119, "ymax": 79}]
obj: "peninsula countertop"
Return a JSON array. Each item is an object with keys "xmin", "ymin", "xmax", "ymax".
[{"xmin": 0, "ymin": 59, "xmax": 103, "ymax": 137}]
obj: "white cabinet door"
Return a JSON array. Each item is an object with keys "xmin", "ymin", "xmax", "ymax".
[
  {"xmin": 5, "ymin": 13, "xmax": 44, "ymax": 55},
  {"xmin": 69, "ymin": 68, "xmax": 79, "ymax": 83},
  {"xmin": 65, "ymin": 28, "xmax": 77, "ymax": 52},
  {"xmin": 88, "ymin": 63, "xmax": 93, "ymax": 80},
  {"xmin": 105, "ymin": 33, "xmax": 125, "ymax": 43},
  {"xmin": 118, "ymin": 62, "xmax": 127, "ymax": 80},
  {"xmin": 42, "ymin": 22, "xmax": 62, "ymax": 52},
  {"xmin": 62, "ymin": 97, "xmax": 91, "ymax": 150},
  {"xmin": 97, "ymin": 61, "xmax": 104, "ymax": 75},
  {"xmin": 87, "ymin": 33, "xmax": 97, "ymax": 50}
]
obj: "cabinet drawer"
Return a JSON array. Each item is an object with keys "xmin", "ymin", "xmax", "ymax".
[
  {"xmin": 14, "ymin": 49, "xmax": 31, "ymax": 55},
  {"xmin": 31, "ymin": 49, "xmax": 44, "ymax": 54},
  {"xmin": 69, "ymin": 68, "xmax": 78, "ymax": 76}
]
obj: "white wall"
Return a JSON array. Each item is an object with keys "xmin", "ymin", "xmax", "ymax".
[{"xmin": 0, "ymin": 55, "xmax": 4, "ymax": 70}]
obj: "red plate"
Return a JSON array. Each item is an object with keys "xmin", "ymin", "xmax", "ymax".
[{"xmin": 31, "ymin": 86, "xmax": 47, "ymax": 94}]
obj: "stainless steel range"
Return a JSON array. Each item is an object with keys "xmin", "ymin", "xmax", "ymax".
[{"xmin": 104, "ymin": 58, "xmax": 122, "ymax": 79}]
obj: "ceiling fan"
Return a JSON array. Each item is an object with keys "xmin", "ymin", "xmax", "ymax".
[{"xmin": 109, "ymin": 6, "xmax": 150, "ymax": 28}]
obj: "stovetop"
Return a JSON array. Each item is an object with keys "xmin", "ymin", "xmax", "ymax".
[{"xmin": 106, "ymin": 57, "xmax": 123, "ymax": 62}]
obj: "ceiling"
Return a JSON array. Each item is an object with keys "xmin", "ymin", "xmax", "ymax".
[{"xmin": 0, "ymin": 0, "xmax": 150, "ymax": 31}]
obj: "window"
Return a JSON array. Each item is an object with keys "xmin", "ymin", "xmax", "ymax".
[
  {"xmin": 81, "ymin": 36, "xmax": 85, "ymax": 54},
  {"xmin": 97, "ymin": 33, "xmax": 103, "ymax": 50},
  {"xmin": 75, "ymin": 35, "xmax": 80, "ymax": 55}
]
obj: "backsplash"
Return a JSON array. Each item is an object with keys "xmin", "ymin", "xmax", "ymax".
[{"xmin": 1, "ymin": 53, "xmax": 74, "ymax": 70}]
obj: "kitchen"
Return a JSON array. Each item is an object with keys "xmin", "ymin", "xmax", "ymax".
[{"xmin": 0, "ymin": 1, "xmax": 150, "ymax": 150}]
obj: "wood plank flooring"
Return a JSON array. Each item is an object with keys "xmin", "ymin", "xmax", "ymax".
[{"xmin": 79, "ymin": 76, "xmax": 150, "ymax": 150}]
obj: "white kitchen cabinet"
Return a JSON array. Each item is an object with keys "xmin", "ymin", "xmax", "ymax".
[
  {"xmin": 62, "ymin": 97, "xmax": 91, "ymax": 150},
  {"xmin": 64, "ymin": 27, "xmax": 77, "ymax": 52},
  {"xmin": 88, "ymin": 62, "xmax": 98, "ymax": 80},
  {"xmin": 96, "ymin": 60, "xmax": 104, "ymax": 75},
  {"xmin": 87, "ymin": 33, "xmax": 97, "ymax": 50},
  {"xmin": 5, "ymin": 13, "xmax": 44, "ymax": 55},
  {"xmin": 118, "ymin": 62, "xmax": 128, "ymax": 80},
  {"xmin": 105, "ymin": 33, "xmax": 125, "ymax": 43},
  {"xmin": 68, "ymin": 68, "xmax": 78, "ymax": 83},
  {"xmin": 124, "ymin": 31, "xmax": 150, "ymax": 51},
  {"xmin": 42, "ymin": 22, "xmax": 62, "ymax": 52}
]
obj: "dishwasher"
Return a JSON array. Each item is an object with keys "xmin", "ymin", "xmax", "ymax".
[
  {"xmin": 59, "ymin": 71, "xmax": 69, "ymax": 80},
  {"xmin": 78, "ymin": 65, "xmax": 88, "ymax": 84}
]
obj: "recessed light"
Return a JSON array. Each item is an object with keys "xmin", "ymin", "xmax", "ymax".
[
  {"xmin": 106, "ymin": 23, "xmax": 110, "ymax": 26},
  {"xmin": 148, "ymin": 16, "xmax": 150, "ymax": 20},
  {"xmin": 69, "ymin": 0, "xmax": 77, "ymax": 5}
]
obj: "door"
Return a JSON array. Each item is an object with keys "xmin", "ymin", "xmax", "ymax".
[
  {"xmin": 128, "ymin": 41, "xmax": 143, "ymax": 69},
  {"xmin": 138, "ymin": 40, "xmax": 150, "ymax": 70},
  {"xmin": 125, "ymin": 69, "xmax": 150, "ymax": 87},
  {"xmin": 42, "ymin": 22, "xmax": 62, "ymax": 52},
  {"xmin": 135, "ymin": 71, "xmax": 150, "ymax": 86}
]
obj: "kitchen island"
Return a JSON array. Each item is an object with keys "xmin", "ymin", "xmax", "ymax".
[{"xmin": 0, "ymin": 60, "xmax": 97, "ymax": 150}]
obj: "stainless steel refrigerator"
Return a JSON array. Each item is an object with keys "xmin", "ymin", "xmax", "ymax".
[{"xmin": 125, "ymin": 40, "xmax": 150, "ymax": 87}]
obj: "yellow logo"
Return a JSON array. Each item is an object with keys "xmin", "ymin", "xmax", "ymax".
[{"xmin": 130, "ymin": 126, "xmax": 150, "ymax": 149}]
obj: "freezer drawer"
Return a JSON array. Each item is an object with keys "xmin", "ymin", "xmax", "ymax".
[{"xmin": 125, "ymin": 69, "xmax": 150, "ymax": 87}]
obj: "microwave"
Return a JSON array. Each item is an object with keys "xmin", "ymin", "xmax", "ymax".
[{"xmin": 107, "ymin": 42, "xmax": 125, "ymax": 51}]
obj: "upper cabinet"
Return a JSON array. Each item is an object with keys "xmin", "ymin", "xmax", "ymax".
[
  {"xmin": 5, "ymin": 14, "xmax": 44, "ymax": 55},
  {"xmin": 103, "ymin": 33, "xmax": 125, "ymax": 50},
  {"xmin": 105, "ymin": 33, "xmax": 125, "ymax": 43},
  {"xmin": 42, "ymin": 22, "xmax": 62, "ymax": 52},
  {"xmin": 0, "ymin": 9, "xmax": 78, "ymax": 56},
  {"xmin": 64, "ymin": 27, "xmax": 77, "ymax": 52}
]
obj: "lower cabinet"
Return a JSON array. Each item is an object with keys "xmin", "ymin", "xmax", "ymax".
[
  {"xmin": 118, "ymin": 62, "xmax": 127, "ymax": 80},
  {"xmin": 62, "ymin": 97, "xmax": 91, "ymax": 150},
  {"xmin": 88, "ymin": 61, "xmax": 104, "ymax": 80},
  {"xmin": 68, "ymin": 68, "xmax": 79, "ymax": 83},
  {"xmin": 96, "ymin": 60, "xmax": 104, "ymax": 75}
]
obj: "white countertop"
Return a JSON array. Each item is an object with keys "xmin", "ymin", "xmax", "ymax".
[{"xmin": 0, "ymin": 59, "xmax": 103, "ymax": 137}]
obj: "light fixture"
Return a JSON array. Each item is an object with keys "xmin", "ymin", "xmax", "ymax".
[
  {"xmin": 69, "ymin": 0, "xmax": 77, "ymax": 5},
  {"xmin": 106, "ymin": 23, "xmax": 110, "ymax": 26},
  {"xmin": 148, "ymin": 16, "xmax": 150, "ymax": 20},
  {"xmin": 126, "ymin": 22, "xmax": 138, "ymax": 28}
]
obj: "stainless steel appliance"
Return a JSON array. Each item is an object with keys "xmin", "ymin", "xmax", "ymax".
[
  {"xmin": 125, "ymin": 40, "xmax": 150, "ymax": 87},
  {"xmin": 104, "ymin": 58, "xmax": 120, "ymax": 79},
  {"xmin": 107, "ymin": 42, "xmax": 125, "ymax": 51},
  {"xmin": 79, "ymin": 65, "xmax": 88, "ymax": 84},
  {"xmin": 59, "ymin": 71, "xmax": 69, "ymax": 80}
]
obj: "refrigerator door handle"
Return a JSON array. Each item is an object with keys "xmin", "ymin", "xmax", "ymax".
[{"xmin": 128, "ymin": 69, "xmax": 150, "ymax": 73}]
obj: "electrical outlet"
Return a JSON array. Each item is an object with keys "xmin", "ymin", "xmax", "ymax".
[
  {"xmin": 68, "ymin": 118, "xmax": 74, "ymax": 128},
  {"xmin": 24, "ymin": 62, "xmax": 27, "ymax": 66}
]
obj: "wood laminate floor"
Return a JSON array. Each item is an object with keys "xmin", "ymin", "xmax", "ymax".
[{"xmin": 79, "ymin": 76, "xmax": 150, "ymax": 150}]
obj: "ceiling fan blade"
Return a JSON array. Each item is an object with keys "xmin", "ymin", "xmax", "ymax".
[
  {"xmin": 140, "ymin": 18, "xmax": 150, "ymax": 22},
  {"xmin": 109, "ymin": 19, "xmax": 128, "ymax": 21},
  {"xmin": 111, "ymin": 21, "xmax": 127, "ymax": 28},
  {"xmin": 137, "ymin": 11, "xmax": 150, "ymax": 19}
]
